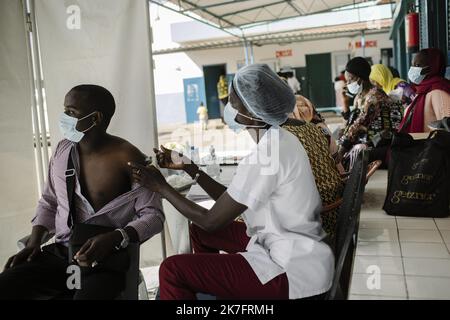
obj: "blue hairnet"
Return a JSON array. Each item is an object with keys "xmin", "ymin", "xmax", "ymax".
[{"xmin": 233, "ymin": 64, "xmax": 296, "ymax": 126}]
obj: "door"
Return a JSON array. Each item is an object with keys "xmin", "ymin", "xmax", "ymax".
[
  {"xmin": 203, "ymin": 64, "xmax": 226, "ymax": 120},
  {"xmin": 306, "ymin": 53, "xmax": 333, "ymax": 108},
  {"xmin": 293, "ymin": 67, "xmax": 308, "ymax": 98},
  {"xmin": 334, "ymin": 52, "xmax": 350, "ymax": 78},
  {"xmin": 183, "ymin": 77, "xmax": 206, "ymax": 124}
]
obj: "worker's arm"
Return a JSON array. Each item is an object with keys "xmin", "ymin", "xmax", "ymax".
[
  {"xmin": 154, "ymin": 146, "xmax": 227, "ymax": 200},
  {"xmin": 129, "ymin": 163, "xmax": 246, "ymax": 232}
]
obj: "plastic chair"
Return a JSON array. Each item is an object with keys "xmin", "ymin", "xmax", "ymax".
[
  {"xmin": 326, "ymin": 150, "xmax": 369, "ymax": 300},
  {"xmin": 17, "ymin": 234, "xmax": 147, "ymax": 300},
  {"xmin": 365, "ymin": 160, "xmax": 382, "ymax": 184}
]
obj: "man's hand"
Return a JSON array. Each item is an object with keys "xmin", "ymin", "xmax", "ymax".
[
  {"xmin": 3, "ymin": 245, "xmax": 41, "ymax": 271},
  {"xmin": 129, "ymin": 162, "xmax": 169, "ymax": 194},
  {"xmin": 74, "ymin": 231, "xmax": 122, "ymax": 267}
]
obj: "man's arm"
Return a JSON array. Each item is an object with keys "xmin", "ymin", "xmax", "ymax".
[
  {"xmin": 31, "ymin": 145, "xmax": 61, "ymax": 236},
  {"xmin": 123, "ymin": 143, "xmax": 165, "ymax": 243},
  {"xmin": 126, "ymin": 190, "xmax": 165, "ymax": 243}
]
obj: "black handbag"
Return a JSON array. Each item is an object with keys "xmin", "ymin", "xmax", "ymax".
[
  {"xmin": 66, "ymin": 148, "xmax": 129, "ymax": 272},
  {"xmin": 383, "ymin": 130, "xmax": 450, "ymax": 217}
]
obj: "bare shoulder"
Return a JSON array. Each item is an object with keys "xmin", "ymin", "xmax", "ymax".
[
  {"xmin": 108, "ymin": 135, "xmax": 146, "ymax": 165},
  {"xmin": 428, "ymin": 89, "xmax": 450, "ymax": 98}
]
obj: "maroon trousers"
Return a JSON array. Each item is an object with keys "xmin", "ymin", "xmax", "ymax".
[{"xmin": 159, "ymin": 221, "xmax": 289, "ymax": 300}]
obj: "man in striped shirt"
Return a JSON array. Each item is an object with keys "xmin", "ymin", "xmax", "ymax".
[{"xmin": 0, "ymin": 85, "xmax": 164, "ymax": 300}]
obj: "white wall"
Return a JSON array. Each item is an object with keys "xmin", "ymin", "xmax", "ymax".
[
  {"xmin": 153, "ymin": 32, "xmax": 393, "ymax": 124},
  {"xmin": 0, "ymin": 0, "xmax": 38, "ymax": 265}
]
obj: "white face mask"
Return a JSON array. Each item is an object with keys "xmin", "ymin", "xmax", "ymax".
[
  {"xmin": 224, "ymin": 102, "xmax": 245, "ymax": 133},
  {"xmin": 224, "ymin": 102, "xmax": 267, "ymax": 133},
  {"xmin": 59, "ymin": 111, "xmax": 97, "ymax": 143},
  {"xmin": 408, "ymin": 66, "xmax": 427, "ymax": 84},
  {"xmin": 347, "ymin": 80, "xmax": 362, "ymax": 95}
]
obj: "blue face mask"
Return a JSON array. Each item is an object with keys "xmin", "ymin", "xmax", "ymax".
[
  {"xmin": 59, "ymin": 111, "xmax": 97, "ymax": 143},
  {"xmin": 224, "ymin": 102, "xmax": 267, "ymax": 134}
]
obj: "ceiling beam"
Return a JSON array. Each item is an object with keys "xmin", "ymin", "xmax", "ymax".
[
  {"xmin": 153, "ymin": 27, "xmax": 390, "ymax": 55},
  {"xmin": 180, "ymin": 0, "xmax": 255, "ymax": 13},
  {"xmin": 287, "ymin": 0, "xmax": 304, "ymax": 15},
  {"xmin": 179, "ymin": 0, "xmax": 240, "ymax": 29},
  {"xmin": 149, "ymin": 0, "xmax": 242, "ymax": 38},
  {"xmin": 220, "ymin": 0, "xmax": 288, "ymax": 18},
  {"xmin": 239, "ymin": 2, "xmax": 389, "ymax": 29}
]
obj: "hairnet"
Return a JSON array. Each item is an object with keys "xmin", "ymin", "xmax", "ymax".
[{"xmin": 233, "ymin": 64, "xmax": 296, "ymax": 126}]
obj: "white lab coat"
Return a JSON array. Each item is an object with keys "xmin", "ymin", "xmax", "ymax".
[{"xmin": 227, "ymin": 126, "xmax": 334, "ymax": 299}]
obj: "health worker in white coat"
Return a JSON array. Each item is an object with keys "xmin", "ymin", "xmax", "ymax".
[{"xmin": 129, "ymin": 64, "xmax": 334, "ymax": 300}]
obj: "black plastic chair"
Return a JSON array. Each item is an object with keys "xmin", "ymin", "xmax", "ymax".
[
  {"xmin": 17, "ymin": 234, "xmax": 145, "ymax": 300},
  {"xmin": 326, "ymin": 150, "xmax": 369, "ymax": 300}
]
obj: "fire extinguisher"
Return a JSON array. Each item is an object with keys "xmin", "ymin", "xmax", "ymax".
[{"xmin": 405, "ymin": 12, "xmax": 419, "ymax": 53}]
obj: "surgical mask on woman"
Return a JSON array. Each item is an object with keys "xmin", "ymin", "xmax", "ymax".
[
  {"xmin": 408, "ymin": 66, "xmax": 427, "ymax": 84},
  {"xmin": 347, "ymin": 80, "xmax": 362, "ymax": 95},
  {"xmin": 224, "ymin": 102, "xmax": 267, "ymax": 133},
  {"xmin": 59, "ymin": 111, "xmax": 97, "ymax": 143}
]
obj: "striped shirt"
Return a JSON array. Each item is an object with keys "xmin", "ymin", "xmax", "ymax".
[{"xmin": 31, "ymin": 139, "xmax": 164, "ymax": 244}]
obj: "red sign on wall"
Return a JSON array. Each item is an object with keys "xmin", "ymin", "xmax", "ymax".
[
  {"xmin": 276, "ymin": 49, "xmax": 293, "ymax": 58},
  {"xmin": 355, "ymin": 40, "xmax": 377, "ymax": 48},
  {"xmin": 348, "ymin": 40, "xmax": 378, "ymax": 49}
]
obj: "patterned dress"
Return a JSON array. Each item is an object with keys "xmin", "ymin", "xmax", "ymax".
[
  {"xmin": 282, "ymin": 119, "xmax": 344, "ymax": 242},
  {"xmin": 340, "ymin": 86, "xmax": 403, "ymax": 151}
]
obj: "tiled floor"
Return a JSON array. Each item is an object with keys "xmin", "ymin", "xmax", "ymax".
[{"xmin": 349, "ymin": 170, "xmax": 450, "ymax": 300}]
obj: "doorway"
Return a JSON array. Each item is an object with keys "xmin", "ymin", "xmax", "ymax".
[
  {"xmin": 293, "ymin": 67, "xmax": 308, "ymax": 99},
  {"xmin": 203, "ymin": 64, "xmax": 226, "ymax": 120},
  {"xmin": 305, "ymin": 53, "xmax": 334, "ymax": 108}
]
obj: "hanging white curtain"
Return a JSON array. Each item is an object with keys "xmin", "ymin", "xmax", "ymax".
[
  {"xmin": 34, "ymin": 0, "xmax": 162, "ymax": 267},
  {"xmin": 0, "ymin": 0, "xmax": 38, "ymax": 264},
  {"xmin": 35, "ymin": 0, "xmax": 158, "ymax": 154}
]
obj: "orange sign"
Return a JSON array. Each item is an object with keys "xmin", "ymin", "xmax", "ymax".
[
  {"xmin": 348, "ymin": 40, "xmax": 378, "ymax": 49},
  {"xmin": 276, "ymin": 49, "xmax": 292, "ymax": 58}
]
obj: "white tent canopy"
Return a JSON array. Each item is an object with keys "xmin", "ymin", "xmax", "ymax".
[{"xmin": 155, "ymin": 0, "xmax": 386, "ymax": 30}]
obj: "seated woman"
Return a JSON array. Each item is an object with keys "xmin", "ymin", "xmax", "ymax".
[
  {"xmin": 370, "ymin": 63, "xmax": 415, "ymax": 107},
  {"xmin": 399, "ymin": 48, "xmax": 450, "ymax": 133},
  {"xmin": 130, "ymin": 64, "xmax": 334, "ymax": 300},
  {"xmin": 290, "ymin": 95, "xmax": 345, "ymax": 174},
  {"xmin": 337, "ymin": 57, "xmax": 402, "ymax": 170}
]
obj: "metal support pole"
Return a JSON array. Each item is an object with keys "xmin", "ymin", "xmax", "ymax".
[
  {"xmin": 146, "ymin": 0, "xmax": 166, "ymax": 260},
  {"xmin": 361, "ymin": 30, "xmax": 366, "ymax": 57},
  {"xmin": 29, "ymin": 0, "xmax": 50, "ymax": 175},
  {"xmin": 249, "ymin": 41, "xmax": 254, "ymax": 64},
  {"xmin": 22, "ymin": 0, "xmax": 44, "ymax": 194},
  {"xmin": 243, "ymin": 38, "xmax": 249, "ymax": 65}
]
